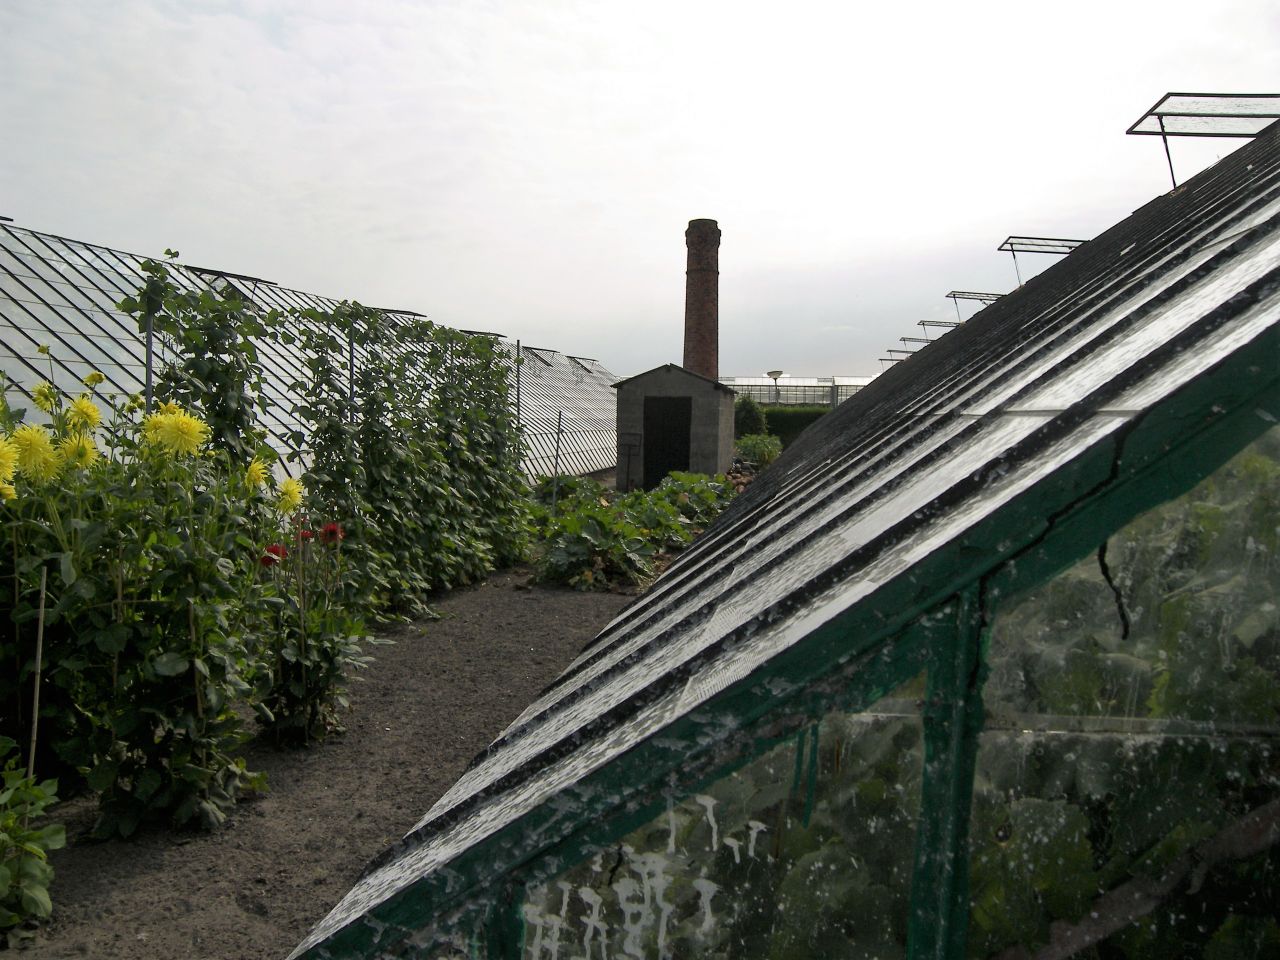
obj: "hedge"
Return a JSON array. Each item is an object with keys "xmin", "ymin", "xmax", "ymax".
[{"xmin": 760, "ymin": 405, "xmax": 829, "ymax": 448}]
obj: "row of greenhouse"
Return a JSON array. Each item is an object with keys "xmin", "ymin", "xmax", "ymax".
[{"xmin": 0, "ymin": 222, "xmax": 617, "ymax": 479}]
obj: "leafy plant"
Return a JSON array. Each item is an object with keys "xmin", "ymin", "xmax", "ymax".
[
  {"xmin": 0, "ymin": 377, "xmax": 272, "ymax": 837},
  {"xmin": 119, "ymin": 256, "xmax": 271, "ymax": 463},
  {"xmin": 734, "ymin": 395, "xmax": 768, "ymax": 438},
  {"xmin": 651, "ymin": 471, "xmax": 736, "ymax": 527},
  {"xmin": 0, "ymin": 737, "xmax": 64, "ymax": 939},
  {"xmin": 257, "ymin": 520, "xmax": 380, "ymax": 744},
  {"xmin": 0, "ymin": 277, "xmax": 534, "ymax": 844},
  {"xmin": 530, "ymin": 472, "xmax": 736, "ymax": 590},
  {"xmin": 736, "ymin": 433, "xmax": 782, "ymax": 467},
  {"xmin": 284, "ymin": 304, "xmax": 529, "ymax": 616}
]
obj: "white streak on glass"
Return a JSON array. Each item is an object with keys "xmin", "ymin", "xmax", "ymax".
[
  {"xmin": 694, "ymin": 794, "xmax": 718, "ymax": 850},
  {"xmin": 693, "ymin": 876, "xmax": 719, "ymax": 934},
  {"xmin": 577, "ymin": 887, "xmax": 606, "ymax": 960},
  {"xmin": 723, "ymin": 836, "xmax": 742, "ymax": 864}
]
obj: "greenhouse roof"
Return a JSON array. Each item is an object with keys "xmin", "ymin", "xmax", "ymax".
[
  {"xmin": 516, "ymin": 345, "xmax": 616, "ymax": 477},
  {"xmin": 294, "ymin": 120, "xmax": 1280, "ymax": 958},
  {"xmin": 0, "ymin": 225, "xmax": 617, "ymax": 478},
  {"xmin": 720, "ymin": 375, "xmax": 875, "ymax": 387}
]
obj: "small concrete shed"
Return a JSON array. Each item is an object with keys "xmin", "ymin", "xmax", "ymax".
[{"xmin": 613, "ymin": 364, "xmax": 735, "ymax": 490}]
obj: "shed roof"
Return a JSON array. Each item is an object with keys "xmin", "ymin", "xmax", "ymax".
[
  {"xmin": 293, "ymin": 122, "xmax": 1280, "ymax": 958},
  {"xmin": 611, "ymin": 362, "xmax": 736, "ymax": 393}
]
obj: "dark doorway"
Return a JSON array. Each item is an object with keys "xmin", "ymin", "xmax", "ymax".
[{"xmin": 643, "ymin": 396, "xmax": 691, "ymax": 489}]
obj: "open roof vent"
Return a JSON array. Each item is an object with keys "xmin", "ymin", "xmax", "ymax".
[
  {"xmin": 1128, "ymin": 92, "xmax": 1280, "ymax": 188},
  {"xmin": 998, "ymin": 235, "xmax": 1084, "ymax": 286}
]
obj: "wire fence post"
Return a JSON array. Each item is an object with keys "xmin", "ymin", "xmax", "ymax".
[
  {"xmin": 550, "ymin": 411, "xmax": 564, "ymax": 512},
  {"xmin": 347, "ymin": 326, "xmax": 356, "ymax": 412},
  {"xmin": 144, "ymin": 307, "xmax": 154, "ymax": 413}
]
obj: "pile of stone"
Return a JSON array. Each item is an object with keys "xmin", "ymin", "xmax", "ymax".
[{"xmin": 726, "ymin": 457, "xmax": 759, "ymax": 494}]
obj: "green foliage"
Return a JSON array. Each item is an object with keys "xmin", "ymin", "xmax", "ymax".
[
  {"xmin": 285, "ymin": 304, "xmax": 529, "ymax": 615},
  {"xmin": 734, "ymin": 395, "xmax": 768, "ymax": 438},
  {"xmin": 119, "ymin": 258, "xmax": 269, "ymax": 463},
  {"xmin": 0, "ymin": 378, "xmax": 270, "ymax": 837},
  {"xmin": 257, "ymin": 523, "xmax": 380, "ymax": 744},
  {"xmin": 529, "ymin": 472, "xmax": 736, "ymax": 590},
  {"xmin": 736, "ymin": 433, "xmax": 782, "ymax": 467},
  {"xmin": 0, "ymin": 737, "xmax": 64, "ymax": 938},
  {"xmin": 760, "ymin": 404, "xmax": 829, "ymax": 448},
  {"xmin": 0, "ymin": 282, "xmax": 529, "ymax": 844}
]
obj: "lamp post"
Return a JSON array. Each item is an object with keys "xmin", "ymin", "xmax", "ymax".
[{"xmin": 767, "ymin": 369, "xmax": 783, "ymax": 404}]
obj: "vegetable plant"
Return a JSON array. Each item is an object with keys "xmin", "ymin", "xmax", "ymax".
[
  {"xmin": 529, "ymin": 472, "xmax": 736, "ymax": 590},
  {"xmin": 735, "ymin": 433, "xmax": 782, "ymax": 467},
  {"xmin": 0, "ymin": 737, "xmax": 64, "ymax": 942}
]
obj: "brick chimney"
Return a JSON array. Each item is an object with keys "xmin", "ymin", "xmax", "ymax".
[{"xmin": 682, "ymin": 218, "xmax": 720, "ymax": 380}]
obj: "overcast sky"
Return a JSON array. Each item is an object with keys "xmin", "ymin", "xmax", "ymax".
[{"xmin": 2, "ymin": 0, "xmax": 1277, "ymax": 378}]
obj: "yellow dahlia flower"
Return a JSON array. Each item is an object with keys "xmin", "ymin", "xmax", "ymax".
[
  {"xmin": 11, "ymin": 424, "xmax": 62, "ymax": 484},
  {"xmin": 144, "ymin": 410, "xmax": 211, "ymax": 456},
  {"xmin": 32, "ymin": 381, "xmax": 57, "ymax": 413},
  {"xmin": 0, "ymin": 436, "xmax": 16, "ymax": 482},
  {"xmin": 82, "ymin": 371, "xmax": 106, "ymax": 388},
  {"xmin": 158, "ymin": 400, "xmax": 182, "ymax": 415},
  {"xmin": 68, "ymin": 395, "xmax": 102, "ymax": 430},
  {"xmin": 245, "ymin": 458, "xmax": 269, "ymax": 489},
  {"xmin": 59, "ymin": 432, "xmax": 99, "ymax": 468},
  {"xmin": 0, "ymin": 482, "xmax": 15, "ymax": 502},
  {"xmin": 277, "ymin": 477, "xmax": 304, "ymax": 514}
]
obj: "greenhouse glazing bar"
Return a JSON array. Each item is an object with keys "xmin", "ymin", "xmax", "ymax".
[{"xmin": 909, "ymin": 589, "xmax": 986, "ymax": 959}]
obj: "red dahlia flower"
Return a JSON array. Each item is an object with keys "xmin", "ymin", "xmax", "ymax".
[
  {"xmin": 261, "ymin": 544, "xmax": 288, "ymax": 566},
  {"xmin": 321, "ymin": 522, "xmax": 345, "ymax": 544}
]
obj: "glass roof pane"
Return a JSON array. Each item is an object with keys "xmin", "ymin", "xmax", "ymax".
[
  {"xmin": 1131, "ymin": 94, "xmax": 1280, "ymax": 137},
  {"xmin": 0, "ymin": 245, "xmax": 41, "ymax": 282},
  {"xmin": 522, "ymin": 673, "xmax": 925, "ymax": 959},
  {"xmin": 1133, "ymin": 115, "xmax": 1275, "ymax": 136},
  {"xmin": 972, "ymin": 427, "xmax": 1280, "ymax": 957},
  {"xmin": 1159, "ymin": 93, "xmax": 1280, "ymax": 116}
]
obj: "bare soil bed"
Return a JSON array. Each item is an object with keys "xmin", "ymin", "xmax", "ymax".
[{"xmin": 18, "ymin": 567, "xmax": 633, "ymax": 960}]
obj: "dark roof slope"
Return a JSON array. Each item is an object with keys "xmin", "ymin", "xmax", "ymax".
[{"xmin": 293, "ymin": 122, "xmax": 1280, "ymax": 958}]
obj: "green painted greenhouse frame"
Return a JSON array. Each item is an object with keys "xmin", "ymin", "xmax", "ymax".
[{"xmin": 293, "ymin": 124, "xmax": 1280, "ymax": 960}]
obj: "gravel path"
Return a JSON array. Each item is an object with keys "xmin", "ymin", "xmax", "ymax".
[{"xmin": 22, "ymin": 567, "xmax": 633, "ymax": 960}]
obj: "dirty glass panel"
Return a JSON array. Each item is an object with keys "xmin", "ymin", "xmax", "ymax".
[
  {"xmin": 392, "ymin": 900, "xmax": 494, "ymax": 960},
  {"xmin": 521, "ymin": 676, "xmax": 926, "ymax": 959},
  {"xmin": 969, "ymin": 425, "xmax": 1280, "ymax": 958}
]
